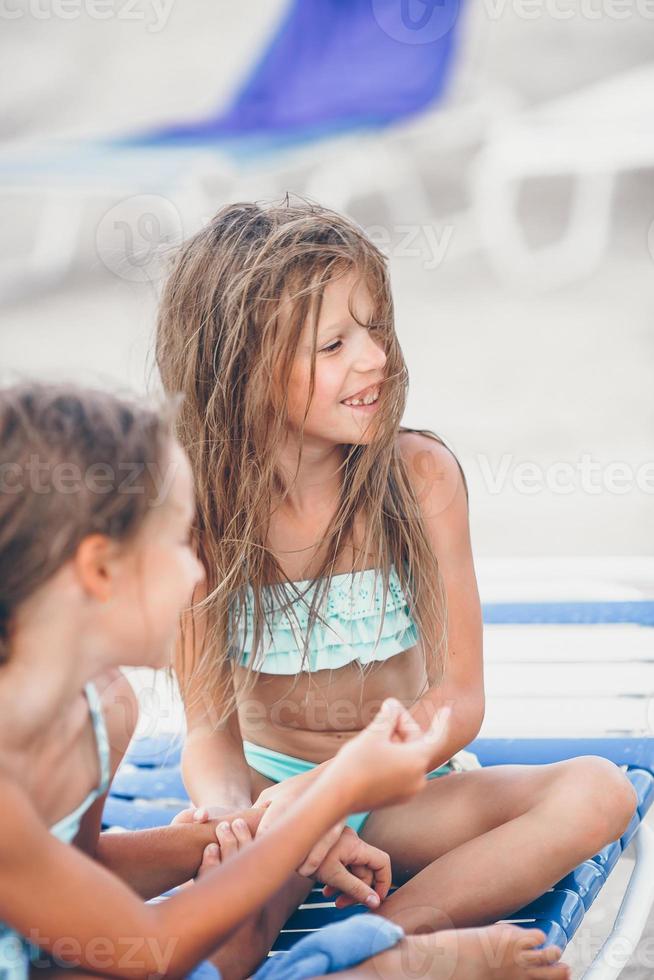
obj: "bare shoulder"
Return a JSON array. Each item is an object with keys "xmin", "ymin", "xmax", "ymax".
[
  {"xmin": 93, "ymin": 668, "xmax": 138, "ymax": 763},
  {"xmin": 395, "ymin": 430, "xmax": 468, "ymax": 523}
]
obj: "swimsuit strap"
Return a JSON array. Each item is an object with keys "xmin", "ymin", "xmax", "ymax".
[
  {"xmin": 49, "ymin": 681, "xmax": 112, "ymax": 841},
  {"xmin": 83, "ymin": 680, "xmax": 111, "ymax": 796}
]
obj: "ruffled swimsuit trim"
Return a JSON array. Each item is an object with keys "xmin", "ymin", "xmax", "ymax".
[{"xmin": 229, "ymin": 564, "xmax": 418, "ymax": 674}]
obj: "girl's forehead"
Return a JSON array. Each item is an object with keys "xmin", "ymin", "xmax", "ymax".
[{"xmin": 317, "ymin": 272, "xmax": 374, "ymax": 324}]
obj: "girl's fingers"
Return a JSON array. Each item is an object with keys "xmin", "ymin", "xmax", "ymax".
[
  {"xmin": 231, "ymin": 817, "xmax": 252, "ymax": 846},
  {"xmin": 203, "ymin": 843, "xmax": 220, "ymax": 866},
  {"xmin": 323, "ymin": 864, "xmax": 381, "ymax": 909},
  {"xmin": 195, "ymin": 842, "xmax": 220, "ymax": 879},
  {"xmin": 373, "ymin": 698, "xmax": 403, "ymax": 734},
  {"xmin": 350, "ymin": 864, "xmax": 374, "ymax": 888},
  {"xmin": 393, "ymin": 707, "xmax": 422, "ymax": 743},
  {"xmin": 351, "ymin": 843, "xmax": 392, "ymax": 902},
  {"xmin": 171, "ymin": 807, "xmax": 196, "ymax": 825},
  {"xmin": 216, "ymin": 821, "xmax": 238, "ymax": 861},
  {"xmin": 298, "ymin": 823, "xmax": 344, "ymax": 877},
  {"xmin": 172, "ymin": 806, "xmax": 211, "ymax": 825}
]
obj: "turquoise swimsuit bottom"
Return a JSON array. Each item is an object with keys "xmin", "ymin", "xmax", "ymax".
[
  {"xmin": 0, "ymin": 682, "xmax": 111, "ymax": 980},
  {"xmin": 243, "ymin": 739, "xmax": 452, "ymax": 833},
  {"xmin": 231, "ymin": 564, "xmax": 455, "ymax": 832}
]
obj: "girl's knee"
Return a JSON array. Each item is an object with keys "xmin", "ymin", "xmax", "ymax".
[{"xmin": 557, "ymin": 756, "xmax": 637, "ymax": 846}]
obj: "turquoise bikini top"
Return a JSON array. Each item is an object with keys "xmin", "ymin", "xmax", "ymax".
[
  {"xmin": 230, "ymin": 563, "xmax": 419, "ymax": 674},
  {"xmin": 0, "ymin": 682, "xmax": 111, "ymax": 980}
]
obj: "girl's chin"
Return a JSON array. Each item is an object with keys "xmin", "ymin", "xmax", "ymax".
[{"xmin": 300, "ymin": 417, "xmax": 380, "ymax": 447}]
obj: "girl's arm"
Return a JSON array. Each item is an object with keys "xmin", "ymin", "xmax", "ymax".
[
  {"xmin": 93, "ymin": 807, "xmax": 263, "ymax": 899},
  {"xmin": 182, "ymin": 706, "xmax": 252, "ymax": 811},
  {"xmin": 0, "ymin": 773, "xmax": 348, "ymax": 980},
  {"xmin": 398, "ymin": 433, "xmax": 485, "ymax": 767},
  {"xmin": 2, "ymin": 699, "xmax": 436, "ymax": 980},
  {"xmin": 177, "ymin": 583, "xmax": 253, "ymax": 811}
]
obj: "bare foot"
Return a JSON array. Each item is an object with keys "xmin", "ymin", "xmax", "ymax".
[{"xmin": 332, "ymin": 924, "xmax": 570, "ymax": 979}]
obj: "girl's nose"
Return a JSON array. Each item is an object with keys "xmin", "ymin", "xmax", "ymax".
[{"xmin": 353, "ymin": 330, "xmax": 387, "ymax": 373}]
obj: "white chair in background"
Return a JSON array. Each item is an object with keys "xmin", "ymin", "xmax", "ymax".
[{"xmin": 471, "ymin": 62, "xmax": 654, "ymax": 290}]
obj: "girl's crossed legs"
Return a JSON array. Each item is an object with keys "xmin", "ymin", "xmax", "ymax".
[
  {"xmin": 360, "ymin": 755, "xmax": 637, "ymax": 932},
  {"xmin": 207, "ymin": 756, "xmax": 637, "ymax": 980}
]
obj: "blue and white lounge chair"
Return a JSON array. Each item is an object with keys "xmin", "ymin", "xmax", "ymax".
[{"xmin": 105, "ymin": 564, "xmax": 654, "ymax": 980}]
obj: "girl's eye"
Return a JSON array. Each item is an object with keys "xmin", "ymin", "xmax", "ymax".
[{"xmin": 320, "ymin": 340, "xmax": 342, "ymax": 354}]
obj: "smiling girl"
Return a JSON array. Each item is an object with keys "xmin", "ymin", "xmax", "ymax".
[{"xmin": 155, "ymin": 199, "xmax": 636, "ymax": 975}]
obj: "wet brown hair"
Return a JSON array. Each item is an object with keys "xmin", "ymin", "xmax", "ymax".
[
  {"xmin": 155, "ymin": 199, "xmax": 467, "ymax": 717},
  {"xmin": 0, "ymin": 382, "xmax": 176, "ymax": 662}
]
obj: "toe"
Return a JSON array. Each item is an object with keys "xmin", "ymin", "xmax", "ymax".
[
  {"xmin": 518, "ymin": 928, "xmax": 547, "ymax": 949},
  {"xmin": 522, "ymin": 945, "xmax": 562, "ymax": 966},
  {"xmin": 528, "ymin": 964, "xmax": 570, "ymax": 980}
]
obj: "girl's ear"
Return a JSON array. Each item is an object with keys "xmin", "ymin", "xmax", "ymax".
[{"xmin": 74, "ymin": 534, "xmax": 120, "ymax": 603}]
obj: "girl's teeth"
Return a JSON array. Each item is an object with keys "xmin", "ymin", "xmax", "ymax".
[{"xmin": 344, "ymin": 388, "xmax": 379, "ymax": 407}]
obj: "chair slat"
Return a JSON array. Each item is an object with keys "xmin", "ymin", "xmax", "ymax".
[
  {"xmin": 482, "ymin": 601, "xmax": 654, "ymax": 626},
  {"xmin": 555, "ymin": 862, "xmax": 606, "ymax": 911},
  {"xmin": 510, "ymin": 891, "xmax": 585, "ymax": 943}
]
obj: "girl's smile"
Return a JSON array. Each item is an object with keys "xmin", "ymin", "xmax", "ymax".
[
  {"xmin": 287, "ymin": 271, "xmax": 388, "ymax": 446},
  {"xmin": 340, "ymin": 382, "xmax": 381, "ymax": 410}
]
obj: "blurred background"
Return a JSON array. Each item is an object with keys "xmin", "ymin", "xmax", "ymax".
[
  {"xmin": 1, "ymin": 0, "xmax": 652, "ymax": 560},
  {"xmin": 1, "ymin": 3, "xmax": 654, "ymax": 975}
]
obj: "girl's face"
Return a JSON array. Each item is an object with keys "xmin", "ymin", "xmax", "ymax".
[
  {"xmin": 107, "ymin": 440, "xmax": 205, "ymax": 670},
  {"xmin": 286, "ymin": 270, "xmax": 388, "ymax": 447}
]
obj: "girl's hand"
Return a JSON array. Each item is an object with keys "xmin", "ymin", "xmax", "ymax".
[
  {"xmin": 171, "ymin": 804, "xmax": 239, "ymax": 825},
  {"xmin": 333, "ymin": 699, "xmax": 452, "ymax": 814},
  {"xmin": 254, "ymin": 772, "xmax": 315, "ymax": 833},
  {"xmin": 196, "ymin": 817, "xmax": 254, "ymax": 877},
  {"xmin": 170, "ymin": 806, "xmax": 264, "ymax": 879},
  {"xmin": 307, "ymin": 826, "xmax": 392, "ymax": 911},
  {"xmin": 254, "ymin": 775, "xmax": 308, "ymax": 819},
  {"xmin": 254, "ymin": 778, "xmax": 345, "ymax": 877}
]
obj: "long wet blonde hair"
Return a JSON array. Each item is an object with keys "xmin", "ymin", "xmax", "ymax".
[{"xmin": 155, "ymin": 199, "xmax": 466, "ymax": 720}]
